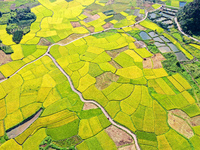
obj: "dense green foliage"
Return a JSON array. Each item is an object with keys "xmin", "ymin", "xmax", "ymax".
[
  {"xmin": 12, "ymin": 31, "xmax": 23, "ymax": 44},
  {"xmin": 39, "ymin": 136, "xmax": 77, "ymax": 150},
  {"xmin": 185, "ymin": 62, "xmax": 200, "ymax": 85},
  {"xmin": 0, "ymin": 40, "xmax": 13, "ymax": 54},
  {"xmin": 0, "ymin": 7, "xmax": 36, "ymax": 43},
  {"xmin": 177, "ymin": 0, "xmax": 200, "ymax": 35},
  {"xmin": 162, "ymin": 53, "xmax": 184, "ymax": 75}
]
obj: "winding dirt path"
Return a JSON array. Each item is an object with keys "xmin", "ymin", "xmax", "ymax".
[{"xmin": 174, "ymin": 17, "xmax": 200, "ymax": 43}]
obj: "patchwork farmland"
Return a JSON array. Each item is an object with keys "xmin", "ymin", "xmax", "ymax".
[{"xmin": 0, "ymin": 0, "xmax": 200, "ymax": 150}]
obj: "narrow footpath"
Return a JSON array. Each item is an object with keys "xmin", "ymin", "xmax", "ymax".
[{"xmin": 175, "ymin": 17, "xmax": 200, "ymax": 43}]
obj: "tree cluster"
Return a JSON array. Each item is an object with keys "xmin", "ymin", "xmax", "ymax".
[
  {"xmin": 177, "ymin": 0, "xmax": 200, "ymax": 35},
  {"xmin": 0, "ymin": 7, "xmax": 36, "ymax": 44}
]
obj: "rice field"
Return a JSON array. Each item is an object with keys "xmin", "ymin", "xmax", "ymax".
[{"xmin": 0, "ymin": 0, "xmax": 199, "ymax": 150}]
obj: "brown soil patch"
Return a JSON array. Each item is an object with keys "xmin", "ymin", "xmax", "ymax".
[
  {"xmin": 83, "ymin": 12, "xmax": 100, "ymax": 20},
  {"xmin": 106, "ymin": 125, "xmax": 134, "ymax": 147},
  {"xmin": 135, "ymin": 24, "xmax": 146, "ymax": 30},
  {"xmin": 143, "ymin": 58, "xmax": 152, "ymax": 69},
  {"xmin": 103, "ymin": 22, "xmax": 113, "ymax": 29},
  {"xmin": 38, "ymin": 38, "xmax": 51, "ymax": 46},
  {"xmin": 190, "ymin": 116, "xmax": 200, "ymax": 126},
  {"xmin": 95, "ymin": 72, "xmax": 119, "ymax": 90},
  {"xmin": 170, "ymin": 109, "xmax": 200, "ymax": 127},
  {"xmin": 144, "ymin": 2, "xmax": 152, "ymax": 8},
  {"xmin": 83, "ymin": 103, "xmax": 98, "ymax": 110},
  {"xmin": 83, "ymin": 11, "xmax": 93, "ymax": 18},
  {"xmin": 109, "ymin": 60, "xmax": 122, "ymax": 69},
  {"xmin": 71, "ymin": 22, "xmax": 81, "ymax": 28},
  {"xmin": 0, "ymin": 51, "xmax": 12, "ymax": 66},
  {"xmin": 118, "ymin": 144, "xmax": 136, "ymax": 150},
  {"xmin": 106, "ymin": 46, "xmax": 129, "ymax": 59},
  {"xmin": 83, "ymin": 17, "xmax": 94, "ymax": 23},
  {"xmin": 87, "ymin": 26, "xmax": 95, "ymax": 33},
  {"xmin": 135, "ymin": 16, "xmax": 142, "ymax": 22},
  {"xmin": 90, "ymin": 14, "xmax": 100, "ymax": 20},
  {"xmin": 151, "ymin": 53, "xmax": 166, "ymax": 69},
  {"xmin": 58, "ymin": 34, "xmax": 87, "ymax": 45},
  {"xmin": 106, "ymin": 0, "xmax": 114, "ymax": 5},
  {"xmin": 168, "ymin": 112, "xmax": 194, "ymax": 138},
  {"xmin": 134, "ymin": 41, "xmax": 146, "ymax": 48},
  {"xmin": 0, "ymin": 73, "xmax": 5, "ymax": 80}
]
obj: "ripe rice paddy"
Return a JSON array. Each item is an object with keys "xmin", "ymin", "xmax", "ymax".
[{"xmin": 0, "ymin": 0, "xmax": 199, "ymax": 150}]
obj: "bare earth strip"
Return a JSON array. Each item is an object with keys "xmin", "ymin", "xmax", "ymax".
[
  {"xmin": 82, "ymin": 103, "xmax": 98, "ymax": 110},
  {"xmin": 170, "ymin": 109, "xmax": 200, "ymax": 127},
  {"xmin": 6, "ymin": 109, "xmax": 43, "ymax": 139},
  {"xmin": 168, "ymin": 111, "xmax": 194, "ymax": 138},
  {"xmin": 152, "ymin": 53, "xmax": 166, "ymax": 69},
  {"xmin": 143, "ymin": 58, "xmax": 152, "ymax": 69},
  {"xmin": 106, "ymin": 125, "xmax": 136, "ymax": 148},
  {"xmin": 0, "ymin": 51, "xmax": 12, "ymax": 66}
]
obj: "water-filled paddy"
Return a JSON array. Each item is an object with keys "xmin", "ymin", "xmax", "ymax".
[
  {"xmin": 153, "ymin": 37, "xmax": 163, "ymax": 42},
  {"xmin": 149, "ymin": 13, "xmax": 156, "ymax": 19},
  {"xmin": 155, "ymin": 17, "xmax": 166, "ymax": 22},
  {"xmin": 148, "ymin": 31, "xmax": 158, "ymax": 38},
  {"xmin": 159, "ymin": 12, "xmax": 174, "ymax": 19},
  {"xmin": 167, "ymin": 43, "xmax": 179, "ymax": 52},
  {"xmin": 158, "ymin": 46, "xmax": 171, "ymax": 53},
  {"xmin": 162, "ymin": 20, "xmax": 173, "ymax": 25},
  {"xmin": 160, "ymin": 36, "xmax": 170, "ymax": 42},
  {"xmin": 139, "ymin": 31, "xmax": 151, "ymax": 40},
  {"xmin": 154, "ymin": 42, "xmax": 166, "ymax": 47},
  {"xmin": 175, "ymin": 52, "xmax": 188, "ymax": 61}
]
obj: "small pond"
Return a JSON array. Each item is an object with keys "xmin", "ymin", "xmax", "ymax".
[
  {"xmin": 154, "ymin": 42, "xmax": 166, "ymax": 47},
  {"xmin": 158, "ymin": 46, "xmax": 171, "ymax": 53},
  {"xmin": 167, "ymin": 43, "xmax": 179, "ymax": 52},
  {"xmin": 160, "ymin": 36, "xmax": 170, "ymax": 42},
  {"xmin": 139, "ymin": 31, "xmax": 151, "ymax": 40},
  {"xmin": 180, "ymin": 1, "xmax": 186, "ymax": 7},
  {"xmin": 148, "ymin": 31, "xmax": 158, "ymax": 38},
  {"xmin": 175, "ymin": 52, "xmax": 188, "ymax": 61},
  {"xmin": 153, "ymin": 37, "xmax": 163, "ymax": 42}
]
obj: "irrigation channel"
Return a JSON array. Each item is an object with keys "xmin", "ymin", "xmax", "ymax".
[{"xmin": 0, "ymin": 6, "xmax": 168, "ymax": 150}]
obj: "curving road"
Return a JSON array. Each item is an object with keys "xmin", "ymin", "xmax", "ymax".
[
  {"xmin": 0, "ymin": 6, "xmax": 164, "ymax": 149},
  {"xmin": 47, "ymin": 53, "xmax": 140, "ymax": 150},
  {"xmin": 174, "ymin": 17, "xmax": 200, "ymax": 43}
]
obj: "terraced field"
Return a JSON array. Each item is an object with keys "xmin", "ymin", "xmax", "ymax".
[{"xmin": 0, "ymin": 0, "xmax": 200, "ymax": 150}]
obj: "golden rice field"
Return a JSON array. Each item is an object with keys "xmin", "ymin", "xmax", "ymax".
[{"xmin": 0, "ymin": 0, "xmax": 199, "ymax": 149}]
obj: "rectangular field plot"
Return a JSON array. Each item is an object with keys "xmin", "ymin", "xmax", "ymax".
[
  {"xmin": 114, "ymin": 111, "xmax": 136, "ymax": 132},
  {"xmin": 165, "ymin": 129, "xmax": 192, "ymax": 150},
  {"xmin": 131, "ymin": 105, "xmax": 146, "ymax": 130},
  {"xmin": 96, "ymin": 130, "xmax": 117, "ymax": 150},
  {"xmin": 155, "ymin": 78, "xmax": 175, "ymax": 95},
  {"xmin": 172, "ymin": 73, "xmax": 192, "ymax": 90}
]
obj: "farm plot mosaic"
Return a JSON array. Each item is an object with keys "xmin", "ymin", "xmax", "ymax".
[{"xmin": 0, "ymin": 0, "xmax": 200, "ymax": 150}]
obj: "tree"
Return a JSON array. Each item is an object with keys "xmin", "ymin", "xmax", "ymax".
[
  {"xmin": 177, "ymin": 0, "xmax": 200, "ymax": 35},
  {"xmin": 12, "ymin": 30, "xmax": 23, "ymax": 44}
]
